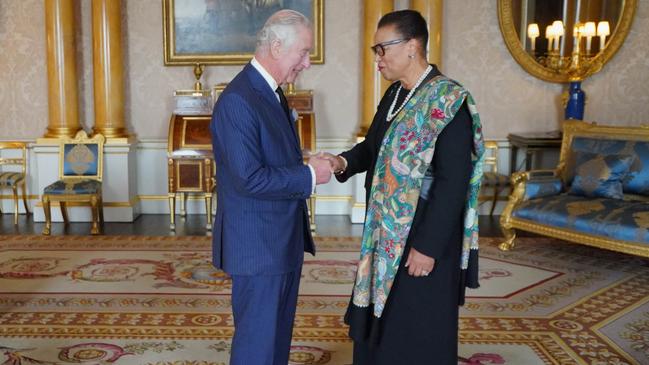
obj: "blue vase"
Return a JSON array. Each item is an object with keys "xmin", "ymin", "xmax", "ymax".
[{"xmin": 565, "ymin": 81, "xmax": 585, "ymax": 120}]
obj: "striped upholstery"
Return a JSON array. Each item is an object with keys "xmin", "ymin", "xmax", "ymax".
[{"xmin": 0, "ymin": 172, "xmax": 24, "ymax": 187}]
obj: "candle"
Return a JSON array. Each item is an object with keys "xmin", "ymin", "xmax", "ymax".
[
  {"xmin": 597, "ymin": 21, "xmax": 610, "ymax": 49},
  {"xmin": 552, "ymin": 20, "xmax": 564, "ymax": 51},
  {"xmin": 583, "ymin": 22, "xmax": 596, "ymax": 53},
  {"xmin": 545, "ymin": 25, "xmax": 555, "ymax": 52},
  {"xmin": 528, "ymin": 23, "xmax": 540, "ymax": 52}
]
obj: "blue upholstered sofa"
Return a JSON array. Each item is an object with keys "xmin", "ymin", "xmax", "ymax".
[{"xmin": 499, "ymin": 120, "xmax": 649, "ymax": 257}]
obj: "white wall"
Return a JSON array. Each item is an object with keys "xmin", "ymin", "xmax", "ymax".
[{"xmin": 1, "ymin": 1, "xmax": 648, "ymax": 141}]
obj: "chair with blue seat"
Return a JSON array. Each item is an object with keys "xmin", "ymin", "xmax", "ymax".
[
  {"xmin": 42, "ymin": 131, "xmax": 105, "ymax": 235},
  {"xmin": 0, "ymin": 142, "xmax": 30, "ymax": 225}
]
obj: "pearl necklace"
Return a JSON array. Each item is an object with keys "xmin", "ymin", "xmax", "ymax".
[{"xmin": 386, "ymin": 65, "xmax": 433, "ymax": 122}]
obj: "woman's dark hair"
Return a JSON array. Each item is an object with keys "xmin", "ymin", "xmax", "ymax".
[{"xmin": 378, "ymin": 10, "xmax": 428, "ymax": 53}]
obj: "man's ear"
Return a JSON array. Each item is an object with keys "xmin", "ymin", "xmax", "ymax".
[{"xmin": 270, "ymin": 38, "xmax": 283, "ymax": 59}]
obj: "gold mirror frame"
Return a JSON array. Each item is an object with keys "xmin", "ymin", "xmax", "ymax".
[{"xmin": 497, "ymin": 0, "xmax": 637, "ymax": 83}]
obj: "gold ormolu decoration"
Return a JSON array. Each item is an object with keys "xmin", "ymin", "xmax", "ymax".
[
  {"xmin": 499, "ymin": 120, "xmax": 649, "ymax": 258},
  {"xmin": 92, "ymin": 0, "xmax": 130, "ymax": 139},
  {"xmin": 44, "ymin": 0, "xmax": 81, "ymax": 138},
  {"xmin": 193, "ymin": 63, "xmax": 205, "ymax": 91},
  {"xmin": 286, "ymin": 82, "xmax": 296, "ymax": 95},
  {"xmin": 359, "ymin": 0, "xmax": 394, "ymax": 137},
  {"xmin": 497, "ymin": 0, "xmax": 637, "ymax": 83}
]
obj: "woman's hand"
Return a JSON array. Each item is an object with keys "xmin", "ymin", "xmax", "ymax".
[
  {"xmin": 404, "ymin": 248, "xmax": 435, "ymax": 277},
  {"xmin": 320, "ymin": 152, "xmax": 347, "ymax": 175}
]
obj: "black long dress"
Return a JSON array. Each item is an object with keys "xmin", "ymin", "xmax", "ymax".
[{"xmin": 337, "ymin": 65, "xmax": 474, "ymax": 365}]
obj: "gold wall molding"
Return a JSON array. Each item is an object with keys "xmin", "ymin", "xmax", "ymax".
[
  {"xmin": 315, "ymin": 195, "xmax": 353, "ymax": 202},
  {"xmin": 0, "ymin": 194, "xmax": 39, "ymax": 200}
]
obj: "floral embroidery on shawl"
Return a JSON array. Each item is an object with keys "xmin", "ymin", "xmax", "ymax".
[{"xmin": 352, "ymin": 76, "xmax": 485, "ymax": 317}]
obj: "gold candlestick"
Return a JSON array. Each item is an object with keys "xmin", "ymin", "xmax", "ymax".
[{"xmin": 193, "ymin": 63, "xmax": 205, "ymax": 91}]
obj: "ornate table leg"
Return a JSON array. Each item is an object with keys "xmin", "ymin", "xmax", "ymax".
[
  {"xmin": 205, "ymin": 193, "xmax": 213, "ymax": 230},
  {"xmin": 168, "ymin": 193, "xmax": 176, "ymax": 230},
  {"xmin": 42, "ymin": 195, "xmax": 51, "ymax": 235}
]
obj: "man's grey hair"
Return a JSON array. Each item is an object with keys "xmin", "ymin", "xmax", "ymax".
[{"xmin": 256, "ymin": 9, "xmax": 311, "ymax": 52}]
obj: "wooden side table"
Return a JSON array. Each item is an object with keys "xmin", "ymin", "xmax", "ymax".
[
  {"xmin": 167, "ymin": 114, "xmax": 215, "ymax": 231},
  {"xmin": 286, "ymin": 88, "xmax": 316, "ymax": 232},
  {"xmin": 507, "ymin": 131, "xmax": 562, "ymax": 172}
]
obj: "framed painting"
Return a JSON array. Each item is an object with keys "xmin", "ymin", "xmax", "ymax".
[{"xmin": 163, "ymin": 0, "xmax": 323, "ymax": 65}]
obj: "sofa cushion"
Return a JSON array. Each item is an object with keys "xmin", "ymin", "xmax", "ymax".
[
  {"xmin": 524, "ymin": 176, "xmax": 563, "ymax": 200},
  {"xmin": 568, "ymin": 152, "xmax": 634, "ymax": 199},
  {"xmin": 513, "ymin": 194, "xmax": 649, "ymax": 243},
  {"xmin": 567, "ymin": 137, "xmax": 649, "ymax": 195}
]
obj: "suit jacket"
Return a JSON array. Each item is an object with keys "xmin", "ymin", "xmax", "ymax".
[{"xmin": 210, "ymin": 63, "xmax": 315, "ymax": 276}]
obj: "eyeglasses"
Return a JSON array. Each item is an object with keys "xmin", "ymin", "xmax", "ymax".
[{"xmin": 370, "ymin": 38, "xmax": 409, "ymax": 57}]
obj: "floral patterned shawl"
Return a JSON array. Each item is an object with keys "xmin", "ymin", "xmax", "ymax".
[{"xmin": 352, "ymin": 76, "xmax": 485, "ymax": 318}]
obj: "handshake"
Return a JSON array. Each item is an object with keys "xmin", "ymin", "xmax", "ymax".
[{"xmin": 307, "ymin": 152, "xmax": 346, "ymax": 185}]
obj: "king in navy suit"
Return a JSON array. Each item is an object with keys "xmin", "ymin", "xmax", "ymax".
[{"xmin": 210, "ymin": 10, "xmax": 332, "ymax": 365}]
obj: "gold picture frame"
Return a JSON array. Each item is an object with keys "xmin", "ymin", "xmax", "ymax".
[{"xmin": 163, "ymin": 0, "xmax": 324, "ymax": 65}]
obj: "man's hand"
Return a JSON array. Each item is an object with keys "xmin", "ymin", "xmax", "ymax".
[
  {"xmin": 404, "ymin": 248, "xmax": 435, "ymax": 277},
  {"xmin": 319, "ymin": 152, "xmax": 346, "ymax": 174},
  {"xmin": 308, "ymin": 153, "xmax": 332, "ymax": 184}
]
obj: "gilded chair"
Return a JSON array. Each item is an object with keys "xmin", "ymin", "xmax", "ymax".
[
  {"xmin": 42, "ymin": 131, "xmax": 105, "ymax": 235},
  {"xmin": 0, "ymin": 142, "xmax": 30, "ymax": 224},
  {"xmin": 480, "ymin": 141, "xmax": 510, "ymax": 216}
]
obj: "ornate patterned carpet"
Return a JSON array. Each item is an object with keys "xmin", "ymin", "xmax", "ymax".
[{"xmin": 0, "ymin": 235, "xmax": 647, "ymax": 364}]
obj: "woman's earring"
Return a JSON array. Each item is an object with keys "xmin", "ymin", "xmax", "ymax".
[{"xmin": 408, "ymin": 54, "xmax": 415, "ymax": 59}]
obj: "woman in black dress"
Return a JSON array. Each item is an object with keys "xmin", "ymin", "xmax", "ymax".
[{"xmin": 325, "ymin": 10, "xmax": 484, "ymax": 365}]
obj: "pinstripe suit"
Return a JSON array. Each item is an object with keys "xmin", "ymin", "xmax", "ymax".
[{"xmin": 210, "ymin": 63, "xmax": 315, "ymax": 364}]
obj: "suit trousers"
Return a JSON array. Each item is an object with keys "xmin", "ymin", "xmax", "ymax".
[{"xmin": 229, "ymin": 267, "xmax": 302, "ymax": 365}]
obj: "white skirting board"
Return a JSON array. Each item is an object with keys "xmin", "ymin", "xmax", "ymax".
[{"xmin": 1, "ymin": 138, "xmax": 524, "ymax": 222}]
